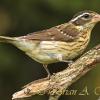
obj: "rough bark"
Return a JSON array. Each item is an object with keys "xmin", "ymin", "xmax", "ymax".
[{"xmin": 12, "ymin": 44, "xmax": 100, "ymax": 100}]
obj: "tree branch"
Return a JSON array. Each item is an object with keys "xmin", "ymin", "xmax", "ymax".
[{"xmin": 12, "ymin": 44, "xmax": 100, "ymax": 100}]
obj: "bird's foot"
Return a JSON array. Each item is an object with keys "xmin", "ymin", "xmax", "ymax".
[
  {"xmin": 43, "ymin": 64, "xmax": 51, "ymax": 79},
  {"xmin": 62, "ymin": 60, "xmax": 74, "ymax": 66},
  {"xmin": 47, "ymin": 74, "xmax": 51, "ymax": 79}
]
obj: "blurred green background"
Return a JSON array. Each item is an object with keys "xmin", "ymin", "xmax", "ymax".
[{"xmin": 0, "ymin": 0, "xmax": 100, "ymax": 100}]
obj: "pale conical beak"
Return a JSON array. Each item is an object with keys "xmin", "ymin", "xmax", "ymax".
[{"xmin": 92, "ymin": 14, "xmax": 100, "ymax": 22}]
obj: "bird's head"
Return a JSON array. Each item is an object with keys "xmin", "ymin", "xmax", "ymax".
[{"xmin": 70, "ymin": 10, "xmax": 100, "ymax": 30}]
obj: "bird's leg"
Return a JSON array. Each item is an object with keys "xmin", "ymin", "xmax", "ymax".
[
  {"xmin": 56, "ymin": 54, "xmax": 73, "ymax": 66},
  {"xmin": 43, "ymin": 64, "xmax": 51, "ymax": 79},
  {"xmin": 62, "ymin": 60, "xmax": 73, "ymax": 66}
]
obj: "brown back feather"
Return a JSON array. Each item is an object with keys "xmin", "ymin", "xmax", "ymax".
[{"xmin": 20, "ymin": 23, "xmax": 80, "ymax": 42}]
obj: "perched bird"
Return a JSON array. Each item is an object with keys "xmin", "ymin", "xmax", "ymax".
[{"xmin": 0, "ymin": 10, "xmax": 100, "ymax": 78}]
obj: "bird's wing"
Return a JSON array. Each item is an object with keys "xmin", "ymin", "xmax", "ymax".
[{"xmin": 21, "ymin": 23, "xmax": 80, "ymax": 42}]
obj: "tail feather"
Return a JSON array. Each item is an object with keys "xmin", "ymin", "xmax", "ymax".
[{"xmin": 0, "ymin": 36, "xmax": 15, "ymax": 43}]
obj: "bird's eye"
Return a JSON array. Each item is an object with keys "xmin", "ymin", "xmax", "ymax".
[{"xmin": 82, "ymin": 14, "xmax": 90, "ymax": 19}]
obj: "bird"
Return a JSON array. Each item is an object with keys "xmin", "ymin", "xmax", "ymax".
[{"xmin": 0, "ymin": 10, "xmax": 100, "ymax": 78}]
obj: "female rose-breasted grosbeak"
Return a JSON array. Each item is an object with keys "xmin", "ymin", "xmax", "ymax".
[{"xmin": 0, "ymin": 10, "xmax": 100, "ymax": 78}]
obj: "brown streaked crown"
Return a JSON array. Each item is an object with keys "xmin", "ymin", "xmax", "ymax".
[{"xmin": 70, "ymin": 10, "xmax": 98, "ymax": 26}]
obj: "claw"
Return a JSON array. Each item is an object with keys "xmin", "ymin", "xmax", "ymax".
[{"xmin": 61, "ymin": 60, "xmax": 74, "ymax": 66}]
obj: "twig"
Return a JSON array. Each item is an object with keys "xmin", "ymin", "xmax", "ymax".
[{"xmin": 12, "ymin": 44, "xmax": 100, "ymax": 100}]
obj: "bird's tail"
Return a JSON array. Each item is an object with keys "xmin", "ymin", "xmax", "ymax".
[{"xmin": 0, "ymin": 36, "xmax": 15, "ymax": 43}]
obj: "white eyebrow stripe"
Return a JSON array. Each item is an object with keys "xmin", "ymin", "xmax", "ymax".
[{"xmin": 71, "ymin": 13, "xmax": 90, "ymax": 22}]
